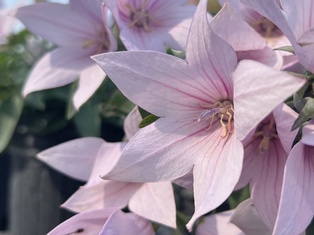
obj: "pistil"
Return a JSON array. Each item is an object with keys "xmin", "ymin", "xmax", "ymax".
[
  {"xmin": 126, "ymin": 0, "xmax": 151, "ymax": 32},
  {"xmin": 254, "ymin": 116, "xmax": 278, "ymax": 152},
  {"xmin": 252, "ymin": 17, "xmax": 282, "ymax": 39},
  {"xmin": 198, "ymin": 100, "xmax": 234, "ymax": 138},
  {"xmin": 83, "ymin": 30, "xmax": 110, "ymax": 53}
]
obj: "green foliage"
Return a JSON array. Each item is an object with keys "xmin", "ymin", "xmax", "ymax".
[
  {"xmin": 74, "ymin": 101, "xmax": 101, "ymax": 137},
  {"xmin": 292, "ymin": 97, "xmax": 314, "ymax": 130},
  {"xmin": 139, "ymin": 114, "xmax": 159, "ymax": 128},
  {"xmin": 228, "ymin": 186, "xmax": 250, "ymax": 209},
  {"xmin": 0, "ymin": 95, "xmax": 23, "ymax": 153},
  {"xmin": 274, "ymin": 45, "xmax": 295, "ymax": 54}
]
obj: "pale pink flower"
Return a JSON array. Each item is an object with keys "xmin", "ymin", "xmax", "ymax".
[
  {"xmin": 10, "ymin": 0, "xmax": 117, "ymax": 109},
  {"xmin": 241, "ymin": 0, "xmax": 314, "ymax": 73},
  {"xmin": 235, "ymin": 104, "xmax": 298, "ymax": 231},
  {"xmin": 47, "ymin": 208, "xmax": 155, "ymax": 235},
  {"xmin": 199, "ymin": 1, "xmax": 285, "ymax": 70},
  {"xmin": 93, "ymin": 0, "xmax": 305, "ymax": 229},
  {"xmin": 196, "ymin": 210, "xmax": 244, "ymax": 235},
  {"xmin": 273, "ymin": 121, "xmax": 314, "ymax": 235},
  {"xmin": 38, "ymin": 109, "xmax": 176, "ymax": 228},
  {"xmin": 103, "ymin": 0, "xmax": 197, "ymax": 52},
  {"xmin": 219, "ymin": 0, "xmax": 290, "ymax": 49},
  {"xmin": 231, "ymin": 199, "xmax": 306, "ymax": 235},
  {"xmin": 230, "ymin": 199, "xmax": 273, "ymax": 235},
  {"xmin": 0, "ymin": 0, "xmax": 22, "ymax": 40}
]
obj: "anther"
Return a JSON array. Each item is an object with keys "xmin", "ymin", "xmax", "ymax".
[
  {"xmin": 198, "ymin": 100, "xmax": 234, "ymax": 138},
  {"xmin": 126, "ymin": 0, "xmax": 151, "ymax": 32}
]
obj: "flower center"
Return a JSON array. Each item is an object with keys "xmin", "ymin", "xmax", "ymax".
[
  {"xmin": 252, "ymin": 17, "xmax": 282, "ymax": 39},
  {"xmin": 254, "ymin": 116, "xmax": 278, "ymax": 153},
  {"xmin": 83, "ymin": 29, "xmax": 110, "ymax": 54},
  {"xmin": 126, "ymin": 0, "xmax": 151, "ymax": 32},
  {"xmin": 198, "ymin": 100, "xmax": 234, "ymax": 138}
]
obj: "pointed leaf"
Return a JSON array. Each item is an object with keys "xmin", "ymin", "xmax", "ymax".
[
  {"xmin": 274, "ymin": 46, "xmax": 295, "ymax": 54},
  {"xmin": 138, "ymin": 114, "xmax": 159, "ymax": 128},
  {"xmin": 0, "ymin": 95, "xmax": 23, "ymax": 153},
  {"xmin": 293, "ymin": 82, "xmax": 308, "ymax": 112},
  {"xmin": 292, "ymin": 97, "xmax": 314, "ymax": 130}
]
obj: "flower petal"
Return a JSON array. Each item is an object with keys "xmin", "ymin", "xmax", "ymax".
[
  {"xmin": 37, "ymin": 137, "xmax": 104, "ymax": 181},
  {"xmin": 301, "ymin": 121, "xmax": 314, "ymax": 146},
  {"xmin": 210, "ymin": 3, "xmax": 266, "ymax": 52},
  {"xmin": 124, "ymin": 107, "xmax": 142, "ymax": 141},
  {"xmin": 273, "ymin": 103, "xmax": 298, "ymax": 153},
  {"xmin": 237, "ymin": 48, "xmax": 283, "ymax": 70},
  {"xmin": 233, "ymin": 59, "xmax": 306, "ymax": 140},
  {"xmin": 250, "ymin": 140, "xmax": 287, "ymax": 230},
  {"xmin": 105, "ymin": 0, "xmax": 195, "ymax": 52},
  {"xmin": 100, "ymin": 210, "xmax": 155, "ymax": 235},
  {"xmin": 89, "ymin": 141, "xmax": 126, "ymax": 182},
  {"xmin": 22, "ymin": 49, "xmax": 91, "ymax": 96},
  {"xmin": 186, "ymin": 0, "xmax": 237, "ymax": 100},
  {"xmin": 230, "ymin": 199, "xmax": 272, "ymax": 235},
  {"xmin": 273, "ymin": 143, "xmax": 314, "ymax": 235},
  {"xmin": 11, "ymin": 2, "xmax": 98, "ymax": 48},
  {"xmin": 93, "ymin": 51, "xmax": 212, "ymax": 120},
  {"xmin": 186, "ymin": 133, "xmax": 243, "ymax": 230},
  {"xmin": 240, "ymin": 0, "xmax": 295, "ymax": 41},
  {"xmin": 196, "ymin": 210, "xmax": 245, "ymax": 235},
  {"xmin": 73, "ymin": 63, "xmax": 106, "ymax": 110},
  {"xmin": 62, "ymin": 180, "xmax": 142, "ymax": 213},
  {"xmin": 47, "ymin": 208, "xmax": 116, "ymax": 235},
  {"xmin": 129, "ymin": 182, "xmax": 176, "ymax": 228},
  {"xmin": 103, "ymin": 118, "xmax": 210, "ymax": 182}
]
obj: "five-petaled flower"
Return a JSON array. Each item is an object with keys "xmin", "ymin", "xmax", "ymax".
[{"xmin": 93, "ymin": 0, "xmax": 305, "ymax": 229}]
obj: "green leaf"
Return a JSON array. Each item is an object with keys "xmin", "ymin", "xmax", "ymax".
[
  {"xmin": 292, "ymin": 97, "xmax": 314, "ymax": 130},
  {"xmin": 74, "ymin": 102, "xmax": 101, "ymax": 137},
  {"xmin": 0, "ymin": 95, "xmax": 23, "ymax": 153},
  {"xmin": 274, "ymin": 46, "xmax": 295, "ymax": 54},
  {"xmin": 138, "ymin": 107, "xmax": 151, "ymax": 119},
  {"xmin": 107, "ymin": 89, "xmax": 134, "ymax": 115},
  {"xmin": 228, "ymin": 186, "xmax": 250, "ymax": 209},
  {"xmin": 138, "ymin": 114, "xmax": 159, "ymax": 128},
  {"xmin": 293, "ymin": 82, "xmax": 308, "ymax": 112}
]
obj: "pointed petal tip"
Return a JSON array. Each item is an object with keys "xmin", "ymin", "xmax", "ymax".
[
  {"xmin": 72, "ymin": 91, "xmax": 84, "ymax": 110},
  {"xmin": 186, "ymin": 215, "xmax": 198, "ymax": 232}
]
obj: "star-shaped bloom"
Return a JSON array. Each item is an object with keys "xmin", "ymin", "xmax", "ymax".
[
  {"xmin": 273, "ymin": 121, "xmax": 314, "ymax": 235},
  {"xmin": 104, "ymin": 0, "xmax": 197, "ymax": 52},
  {"xmin": 209, "ymin": 2, "xmax": 285, "ymax": 70},
  {"xmin": 235, "ymin": 104, "xmax": 298, "ymax": 231},
  {"xmin": 38, "ymin": 108, "xmax": 176, "ymax": 228},
  {"xmin": 10, "ymin": 0, "xmax": 117, "ymax": 109},
  {"xmin": 241, "ymin": 0, "xmax": 314, "ymax": 73},
  {"xmin": 219, "ymin": 0, "xmax": 291, "ymax": 49},
  {"xmin": 93, "ymin": 0, "xmax": 305, "ymax": 228}
]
